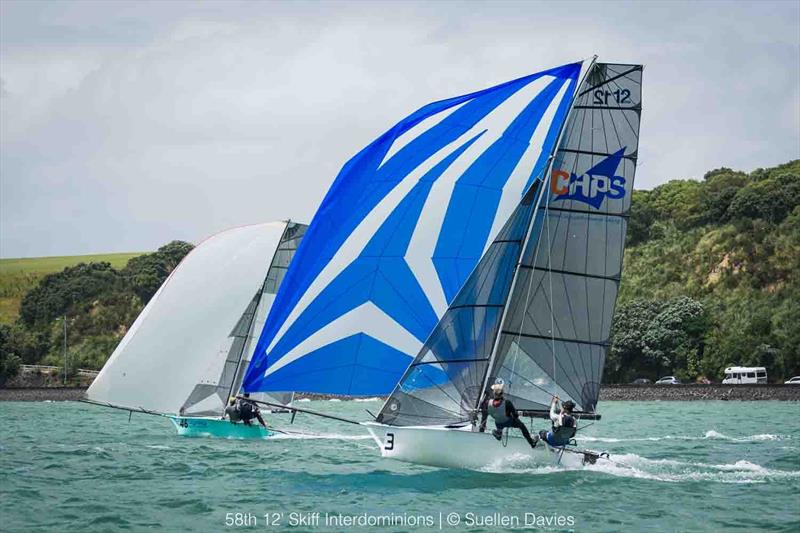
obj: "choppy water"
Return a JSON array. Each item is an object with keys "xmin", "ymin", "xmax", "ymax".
[{"xmin": 1, "ymin": 400, "xmax": 798, "ymax": 532}]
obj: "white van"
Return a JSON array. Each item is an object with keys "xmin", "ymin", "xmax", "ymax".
[{"xmin": 722, "ymin": 366, "xmax": 767, "ymax": 384}]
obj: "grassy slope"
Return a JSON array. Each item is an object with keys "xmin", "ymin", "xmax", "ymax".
[{"xmin": 0, "ymin": 253, "xmax": 144, "ymax": 324}]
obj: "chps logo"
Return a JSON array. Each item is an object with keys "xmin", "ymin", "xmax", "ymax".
[{"xmin": 550, "ymin": 148, "xmax": 627, "ymax": 209}]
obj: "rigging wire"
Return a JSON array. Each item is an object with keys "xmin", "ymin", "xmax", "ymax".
[
  {"xmin": 545, "ymin": 182, "xmax": 557, "ymax": 394},
  {"xmin": 508, "ymin": 184, "xmax": 549, "ymax": 398}
]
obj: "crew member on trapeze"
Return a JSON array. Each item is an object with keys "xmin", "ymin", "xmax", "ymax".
[
  {"xmin": 478, "ymin": 382, "xmax": 537, "ymax": 448},
  {"xmin": 538, "ymin": 396, "xmax": 577, "ymax": 447}
]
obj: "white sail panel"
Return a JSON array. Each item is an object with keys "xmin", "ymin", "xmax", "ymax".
[{"xmin": 87, "ymin": 222, "xmax": 288, "ymax": 414}]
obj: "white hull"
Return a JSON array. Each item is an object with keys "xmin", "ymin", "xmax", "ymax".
[{"xmin": 363, "ymin": 423, "xmax": 583, "ymax": 470}]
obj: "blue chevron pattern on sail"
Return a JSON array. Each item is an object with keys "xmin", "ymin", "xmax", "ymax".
[{"xmin": 243, "ymin": 62, "xmax": 582, "ymax": 395}]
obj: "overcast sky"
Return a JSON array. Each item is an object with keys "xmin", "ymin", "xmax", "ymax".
[{"xmin": 1, "ymin": 0, "xmax": 798, "ymax": 258}]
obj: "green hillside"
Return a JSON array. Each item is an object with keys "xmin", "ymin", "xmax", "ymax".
[
  {"xmin": 610, "ymin": 160, "xmax": 799, "ymax": 382},
  {"xmin": 0, "ymin": 253, "xmax": 144, "ymax": 324},
  {"xmin": 1, "ymin": 160, "xmax": 798, "ymax": 384},
  {"xmin": 0, "ymin": 243, "xmax": 192, "ymax": 382}
]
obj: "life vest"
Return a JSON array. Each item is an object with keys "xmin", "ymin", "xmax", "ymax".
[
  {"xmin": 487, "ymin": 398, "xmax": 510, "ymax": 424},
  {"xmin": 552, "ymin": 413, "xmax": 577, "ymax": 442}
]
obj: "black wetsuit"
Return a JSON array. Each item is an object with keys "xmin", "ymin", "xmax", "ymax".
[
  {"xmin": 238, "ymin": 399, "xmax": 266, "ymax": 428},
  {"xmin": 479, "ymin": 396, "xmax": 537, "ymax": 447}
]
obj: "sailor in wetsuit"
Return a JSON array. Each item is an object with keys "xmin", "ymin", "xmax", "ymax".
[
  {"xmin": 478, "ymin": 383, "xmax": 538, "ymax": 448},
  {"xmin": 224, "ymin": 397, "xmax": 242, "ymax": 423},
  {"xmin": 538, "ymin": 396, "xmax": 577, "ymax": 447},
  {"xmin": 224, "ymin": 394, "xmax": 267, "ymax": 428},
  {"xmin": 237, "ymin": 393, "xmax": 267, "ymax": 428}
]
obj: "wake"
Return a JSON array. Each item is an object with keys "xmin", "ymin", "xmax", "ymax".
[
  {"xmin": 580, "ymin": 454, "xmax": 800, "ymax": 484},
  {"xmin": 580, "ymin": 430, "xmax": 787, "ymax": 443},
  {"xmin": 481, "ymin": 449, "xmax": 800, "ymax": 484},
  {"xmin": 268, "ymin": 431, "xmax": 372, "ymax": 441}
]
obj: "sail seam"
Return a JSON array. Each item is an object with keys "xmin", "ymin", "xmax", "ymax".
[
  {"xmin": 448, "ymin": 303, "xmax": 505, "ymax": 310},
  {"xmin": 410, "ymin": 357, "xmax": 489, "ymax": 366},
  {"xmin": 574, "ymin": 105, "xmax": 641, "ymax": 111},
  {"xmin": 577, "ymin": 66, "xmax": 641, "ymax": 96},
  {"xmin": 546, "ymin": 206, "xmax": 630, "ymax": 219},
  {"xmin": 558, "ymin": 148, "xmax": 637, "ymax": 161},
  {"xmin": 500, "ymin": 330, "xmax": 609, "ymax": 347}
]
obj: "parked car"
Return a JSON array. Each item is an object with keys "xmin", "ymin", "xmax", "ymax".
[
  {"xmin": 722, "ymin": 366, "xmax": 767, "ymax": 384},
  {"xmin": 785, "ymin": 376, "xmax": 800, "ymax": 385},
  {"xmin": 655, "ymin": 376, "xmax": 681, "ymax": 385},
  {"xmin": 631, "ymin": 378, "xmax": 651, "ymax": 384}
]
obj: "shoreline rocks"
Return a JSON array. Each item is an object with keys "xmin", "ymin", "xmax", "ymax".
[
  {"xmin": 2, "ymin": 384, "xmax": 798, "ymax": 402},
  {"xmin": 0, "ymin": 387, "xmax": 88, "ymax": 402},
  {"xmin": 599, "ymin": 384, "xmax": 800, "ymax": 401}
]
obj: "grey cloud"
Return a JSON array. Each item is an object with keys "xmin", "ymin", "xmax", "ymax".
[{"xmin": 1, "ymin": 0, "xmax": 798, "ymax": 257}]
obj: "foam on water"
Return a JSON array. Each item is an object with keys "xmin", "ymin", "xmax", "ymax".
[
  {"xmin": 480, "ymin": 450, "xmax": 800, "ymax": 484},
  {"xmin": 270, "ymin": 431, "xmax": 373, "ymax": 441},
  {"xmin": 580, "ymin": 431, "xmax": 787, "ymax": 443},
  {"xmin": 3, "ymin": 400, "xmax": 798, "ymax": 532}
]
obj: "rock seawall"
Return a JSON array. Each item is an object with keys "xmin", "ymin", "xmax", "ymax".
[
  {"xmin": 599, "ymin": 384, "xmax": 800, "ymax": 401},
  {"xmin": 0, "ymin": 387, "xmax": 88, "ymax": 401},
  {"xmin": 1, "ymin": 385, "xmax": 798, "ymax": 402}
]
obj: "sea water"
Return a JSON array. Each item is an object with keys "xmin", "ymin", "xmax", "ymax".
[{"xmin": 1, "ymin": 400, "xmax": 798, "ymax": 532}]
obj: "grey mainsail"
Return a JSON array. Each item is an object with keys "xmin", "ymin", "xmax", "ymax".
[
  {"xmin": 377, "ymin": 62, "xmax": 642, "ymax": 426},
  {"xmin": 487, "ymin": 63, "xmax": 642, "ymax": 413}
]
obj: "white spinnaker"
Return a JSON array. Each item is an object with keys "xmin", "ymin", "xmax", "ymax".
[{"xmin": 87, "ymin": 222, "xmax": 287, "ymax": 414}]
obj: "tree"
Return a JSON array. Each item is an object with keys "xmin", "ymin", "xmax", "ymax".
[
  {"xmin": 627, "ymin": 190, "xmax": 657, "ymax": 245},
  {"xmin": 607, "ymin": 299, "xmax": 663, "ymax": 382},
  {"xmin": 19, "ymin": 262, "xmax": 121, "ymax": 327},
  {"xmin": 608, "ymin": 297, "xmax": 709, "ymax": 383},
  {"xmin": 122, "ymin": 240, "xmax": 193, "ymax": 303},
  {"xmin": 699, "ymin": 168, "xmax": 747, "ymax": 223},
  {"xmin": 727, "ymin": 173, "xmax": 800, "ymax": 224}
]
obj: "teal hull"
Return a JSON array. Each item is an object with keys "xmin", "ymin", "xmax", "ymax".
[{"xmin": 169, "ymin": 416, "xmax": 274, "ymax": 439}]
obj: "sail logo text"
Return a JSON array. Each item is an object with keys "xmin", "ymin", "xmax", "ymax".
[{"xmin": 550, "ymin": 148, "xmax": 627, "ymax": 209}]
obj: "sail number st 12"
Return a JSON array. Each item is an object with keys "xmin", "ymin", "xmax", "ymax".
[{"xmin": 593, "ymin": 88, "xmax": 631, "ymax": 105}]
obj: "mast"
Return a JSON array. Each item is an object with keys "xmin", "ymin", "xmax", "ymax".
[
  {"xmin": 225, "ymin": 220, "xmax": 295, "ymax": 408},
  {"xmin": 475, "ymin": 57, "xmax": 598, "ymax": 410}
]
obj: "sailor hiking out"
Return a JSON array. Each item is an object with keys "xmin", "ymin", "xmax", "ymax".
[
  {"xmin": 224, "ymin": 393, "xmax": 267, "ymax": 428},
  {"xmin": 478, "ymin": 383, "xmax": 538, "ymax": 448},
  {"xmin": 538, "ymin": 396, "xmax": 577, "ymax": 447}
]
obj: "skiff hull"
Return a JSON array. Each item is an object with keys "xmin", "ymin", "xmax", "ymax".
[
  {"xmin": 168, "ymin": 416, "xmax": 274, "ymax": 439},
  {"xmin": 363, "ymin": 423, "xmax": 583, "ymax": 470}
]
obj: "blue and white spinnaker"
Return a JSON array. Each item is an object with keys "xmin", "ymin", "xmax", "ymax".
[{"xmin": 243, "ymin": 62, "xmax": 584, "ymax": 396}]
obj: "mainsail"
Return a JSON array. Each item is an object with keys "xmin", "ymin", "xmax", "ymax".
[
  {"xmin": 87, "ymin": 221, "xmax": 305, "ymax": 415},
  {"xmin": 377, "ymin": 61, "xmax": 643, "ymax": 425},
  {"xmin": 181, "ymin": 221, "xmax": 307, "ymax": 415},
  {"xmin": 244, "ymin": 62, "xmax": 582, "ymax": 396}
]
